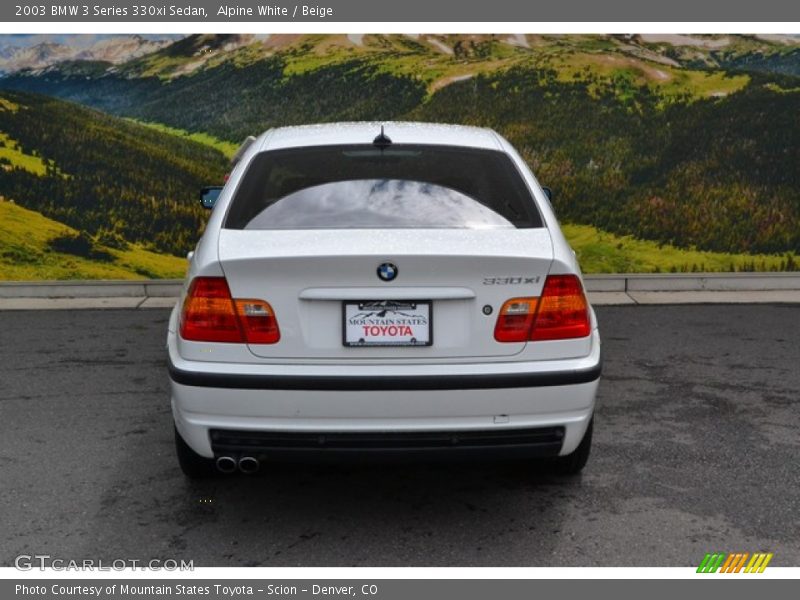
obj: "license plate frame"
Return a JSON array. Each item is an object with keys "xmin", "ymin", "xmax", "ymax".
[{"xmin": 342, "ymin": 300, "xmax": 433, "ymax": 347}]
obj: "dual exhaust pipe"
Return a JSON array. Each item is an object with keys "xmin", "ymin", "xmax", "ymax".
[{"xmin": 215, "ymin": 455, "xmax": 259, "ymax": 474}]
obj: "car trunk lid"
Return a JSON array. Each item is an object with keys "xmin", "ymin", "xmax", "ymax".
[{"xmin": 218, "ymin": 228, "xmax": 553, "ymax": 361}]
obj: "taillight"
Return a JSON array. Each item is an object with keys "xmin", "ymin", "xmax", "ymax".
[
  {"xmin": 234, "ymin": 299, "xmax": 280, "ymax": 344},
  {"xmin": 180, "ymin": 277, "xmax": 280, "ymax": 344},
  {"xmin": 531, "ymin": 275, "xmax": 591, "ymax": 340},
  {"xmin": 493, "ymin": 275, "xmax": 590, "ymax": 343},
  {"xmin": 494, "ymin": 298, "xmax": 539, "ymax": 343},
  {"xmin": 180, "ymin": 277, "xmax": 242, "ymax": 343}
]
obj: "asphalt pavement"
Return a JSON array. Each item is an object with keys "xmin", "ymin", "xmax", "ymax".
[{"xmin": 0, "ymin": 305, "xmax": 798, "ymax": 567}]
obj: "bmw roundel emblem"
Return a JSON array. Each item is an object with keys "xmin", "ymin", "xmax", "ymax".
[{"xmin": 377, "ymin": 262, "xmax": 398, "ymax": 282}]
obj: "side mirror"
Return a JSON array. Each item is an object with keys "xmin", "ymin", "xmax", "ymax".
[
  {"xmin": 200, "ymin": 186, "xmax": 223, "ymax": 210},
  {"xmin": 541, "ymin": 186, "xmax": 553, "ymax": 202}
]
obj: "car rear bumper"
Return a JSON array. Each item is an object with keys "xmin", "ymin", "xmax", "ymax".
[
  {"xmin": 204, "ymin": 426, "xmax": 568, "ymax": 463},
  {"xmin": 168, "ymin": 329, "xmax": 601, "ymax": 459},
  {"xmin": 168, "ymin": 358, "xmax": 600, "ymax": 390}
]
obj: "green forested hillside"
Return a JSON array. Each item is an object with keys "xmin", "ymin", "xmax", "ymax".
[
  {"xmin": 0, "ymin": 199, "xmax": 187, "ymax": 279},
  {"xmin": 413, "ymin": 68, "xmax": 800, "ymax": 254},
  {"xmin": 4, "ymin": 55, "xmax": 427, "ymax": 142},
  {"xmin": 0, "ymin": 90, "xmax": 227, "ymax": 257},
  {"xmin": 0, "ymin": 34, "xmax": 798, "ymax": 277},
  {"xmin": 712, "ymin": 47, "xmax": 800, "ymax": 77}
]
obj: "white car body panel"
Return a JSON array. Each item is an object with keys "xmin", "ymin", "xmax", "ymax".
[
  {"xmin": 168, "ymin": 122, "xmax": 601, "ymax": 464},
  {"xmin": 216, "ymin": 228, "xmax": 553, "ymax": 360}
]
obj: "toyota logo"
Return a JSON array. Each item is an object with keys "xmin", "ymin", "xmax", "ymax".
[{"xmin": 377, "ymin": 262, "xmax": 398, "ymax": 282}]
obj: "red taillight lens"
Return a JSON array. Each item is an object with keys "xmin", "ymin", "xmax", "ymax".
[
  {"xmin": 494, "ymin": 297, "xmax": 539, "ymax": 342},
  {"xmin": 180, "ymin": 277, "xmax": 280, "ymax": 344},
  {"xmin": 180, "ymin": 277, "xmax": 242, "ymax": 342},
  {"xmin": 530, "ymin": 274, "xmax": 591, "ymax": 341},
  {"xmin": 494, "ymin": 275, "xmax": 591, "ymax": 343},
  {"xmin": 234, "ymin": 299, "xmax": 280, "ymax": 344}
]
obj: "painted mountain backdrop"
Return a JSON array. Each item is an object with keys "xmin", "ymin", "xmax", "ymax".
[
  {"xmin": 0, "ymin": 33, "xmax": 798, "ymax": 279},
  {"xmin": 0, "ymin": 35, "xmax": 179, "ymax": 73}
]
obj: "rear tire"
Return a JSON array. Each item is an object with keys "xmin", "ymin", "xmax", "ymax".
[
  {"xmin": 174, "ymin": 426, "xmax": 216, "ymax": 479},
  {"xmin": 553, "ymin": 418, "xmax": 592, "ymax": 475}
]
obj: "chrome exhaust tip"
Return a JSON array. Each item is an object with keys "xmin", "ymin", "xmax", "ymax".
[
  {"xmin": 238, "ymin": 456, "xmax": 260, "ymax": 474},
  {"xmin": 215, "ymin": 455, "xmax": 237, "ymax": 474}
]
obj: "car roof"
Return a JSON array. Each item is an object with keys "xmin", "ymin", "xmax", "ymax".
[{"xmin": 258, "ymin": 121, "xmax": 503, "ymax": 152}]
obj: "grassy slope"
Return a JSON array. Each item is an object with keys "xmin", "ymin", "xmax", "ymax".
[
  {"xmin": 0, "ymin": 132, "xmax": 50, "ymax": 175},
  {"xmin": 129, "ymin": 119, "xmax": 238, "ymax": 158},
  {"xmin": 564, "ymin": 224, "xmax": 794, "ymax": 274},
  {"xmin": 0, "ymin": 200, "xmax": 186, "ymax": 280}
]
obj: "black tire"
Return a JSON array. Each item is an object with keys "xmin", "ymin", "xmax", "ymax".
[
  {"xmin": 553, "ymin": 418, "xmax": 592, "ymax": 475},
  {"xmin": 174, "ymin": 426, "xmax": 216, "ymax": 479}
]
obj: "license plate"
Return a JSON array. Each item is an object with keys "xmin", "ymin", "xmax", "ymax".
[{"xmin": 343, "ymin": 300, "xmax": 432, "ymax": 347}]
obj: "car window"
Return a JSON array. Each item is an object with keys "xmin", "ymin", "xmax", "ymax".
[{"xmin": 224, "ymin": 144, "xmax": 543, "ymax": 230}]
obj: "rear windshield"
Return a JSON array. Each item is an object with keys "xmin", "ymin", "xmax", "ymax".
[{"xmin": 224, "ymin": 144, "xmax": 542, "ymax": 230}]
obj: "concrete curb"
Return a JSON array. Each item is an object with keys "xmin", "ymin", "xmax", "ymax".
[
  {"xmin": 0, "ymin": 279, "xmax": 183, "ymax": 299},
  {"xmin": 1, "ymin": 274, "xmax": 800, "ymax": 309},
  {"xmin": 583, "ymin": 272, "xmax": 800, "ymax": 292}
]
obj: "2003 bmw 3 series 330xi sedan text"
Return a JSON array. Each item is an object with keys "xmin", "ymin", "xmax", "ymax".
[{"xmin": 167, "ymin": 122, "xmax": 601, "ymax": 478}]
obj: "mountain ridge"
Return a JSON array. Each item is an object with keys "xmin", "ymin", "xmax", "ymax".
[
  {"xmin": 0, "ymin": 89, "xmax": 227, "ymax": 259},
  {"xmin": 0, "ymin": 35, "xmax": 175, "ymax": 73},
  {"xmin": 0, "ymin": 34, "xmax": 797, "ymax": 263}
]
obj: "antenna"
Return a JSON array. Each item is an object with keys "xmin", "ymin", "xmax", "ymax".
[{"xmin": 372, "ymin": 125, "xmax": 392, "ymax": 149}]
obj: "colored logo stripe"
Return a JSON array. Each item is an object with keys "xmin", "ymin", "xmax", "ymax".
[
  {"xmin": 697, "ymin": 553, "xmax": 726, "ymax": 573},
  {"xmin": 745, "ymin": 553, "xmax": 773, "ymax": 573},
  {"xmin": 720, "ymin": 553, "xmax": 749, "ymax": 573},
  {"xmin": 697, "ymin": 552, "xmax": 773, "ymax": 573}
]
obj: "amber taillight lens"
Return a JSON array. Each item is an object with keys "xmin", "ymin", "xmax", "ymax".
[
  {"xmin": 494, "ymin": 275, "xmax": 590, "ymax": 342},
  {"xmin": 180, "ymin": 277, "xmax": 279, "ymax": 344}
]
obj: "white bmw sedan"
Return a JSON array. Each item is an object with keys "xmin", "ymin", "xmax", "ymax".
[{"xmin": 167, "ymin": 122, "xmax": 601, "ymax": 478}]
